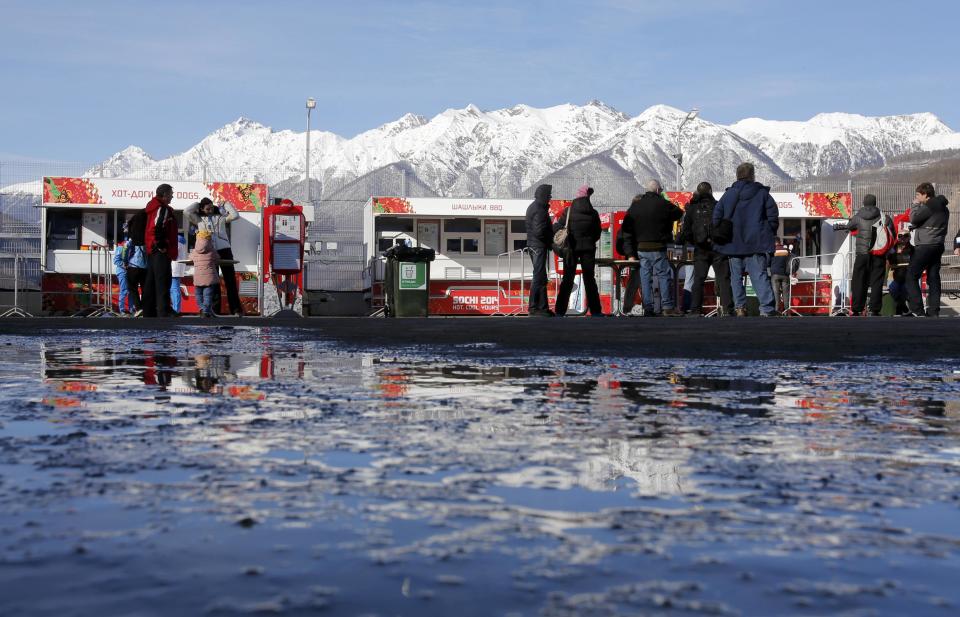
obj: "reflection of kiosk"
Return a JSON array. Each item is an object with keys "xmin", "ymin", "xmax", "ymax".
[
  {"xmin": 362, "ymin": 196, "xmax": 569, "ymax": 315},
  {"xmin": 39, "ymin": 177, "xmax": 267, "ymax": 315},
  {"xmin": 261, "ymin": 199, "xmax": 306, "ymax": 317}
]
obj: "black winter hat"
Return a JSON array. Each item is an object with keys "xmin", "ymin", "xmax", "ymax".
[{"xmin": 863, "ymin": 194, "xmax": 877, "ymax": 207}]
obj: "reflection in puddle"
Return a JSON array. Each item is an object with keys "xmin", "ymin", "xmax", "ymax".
[{"xmin": 0, "ymin": 330, "xmax": 958, "ymax": 615}]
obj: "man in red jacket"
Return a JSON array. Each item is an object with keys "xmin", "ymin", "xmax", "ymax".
[{"xmin": 142, "ymin": 184, "xmax": 179, "ymax": 317}]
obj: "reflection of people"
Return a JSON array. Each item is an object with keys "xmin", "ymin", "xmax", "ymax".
[
  {"xmin": 525, "ymin": 184, "xmax": 554, "ymax": 317},
  {"xmin": 191, "ymin": 230, "xmax": 220, "ymax": 318},
  {"xmin": 186, "ymin": 197, "xmax": 242, "ymax": 316},
  {"xmin": 192, "ymin": 354, "xmax": 224, "ymax": 393},
  {"xmin": 142, "ymin": 184, "xmax": 178, "ymax": 318},
  {"xmin": 553, "ymin": 185, "xmax": 603, "ymax": 316},
  {"xmin": 621, "ymin": 180, "xmax": 683, "ymax": 316},
  {"xmin": 712, "ymin": 163, "xmax": 778, "ymax": 317},
  {"xmin": 905, "ymin": 182, "xmax": 949, "ymax": 317}
]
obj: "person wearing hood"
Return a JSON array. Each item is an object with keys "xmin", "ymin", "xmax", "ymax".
[
  {"xmin": 845, "ymin": 194, "xmax": 891, "ymax": 316},
  {"xmin": 679, "ymin": 181, "xmax": 733, "ymax": 316},
  {"xmin": 619, "ymin": 180, "xmax": 684, "ymax": 316},
  {"xmin": 142, "ymin": 183, "xmax": 179, "ymax": 318},
  {"xmin": 906, "ymin": 182, "xmax": 950, "ymax": 316},
  {"xmin": 190, "ymin": 229, "xmax": 220, "ymax": 317},
  {"xmin": 711, "ymin": 162, "xmax": 778, "ymax": 316},
  {"xmin": 553, "ymin": 185, "xmax": 603, "ymax": 316},
  {"xmin": 525, "ymin": 184, "xmax": 554, "ymax": 317},
  {"xmin": 186, "ymin": 197, "xmax": 242, "ymax": 316}
]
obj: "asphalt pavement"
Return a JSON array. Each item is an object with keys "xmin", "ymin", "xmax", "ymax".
[{"xmin": 0, "ymin": 316, "xmax": 956, "ymax": 361}]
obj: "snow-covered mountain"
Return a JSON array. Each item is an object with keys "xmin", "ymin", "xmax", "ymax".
[
  {"xmin": 8, "ymin": 103, "xmax": 960, "ymax": 202},
  {"xmin": 728, "ymin": 112, "xmax": 959, "ymax": 179}
]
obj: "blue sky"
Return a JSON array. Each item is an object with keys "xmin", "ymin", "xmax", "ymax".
[{"xmin": 2, "ymin": 0, "xmax": 958, "ymax": 163}]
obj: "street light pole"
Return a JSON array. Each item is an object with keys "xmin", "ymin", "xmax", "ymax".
[
  {"xmin": 674, "ymin": 108, "xmax": 699, "ymax": 190},
  {"xmin": 305, "ymin": 97, "xmax": 316, "ymax": 206}
]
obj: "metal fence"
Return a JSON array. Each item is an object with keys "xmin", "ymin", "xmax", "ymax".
[{"xmin": 2, "ymin": 159, "xmax": 958, "ymax": 298}]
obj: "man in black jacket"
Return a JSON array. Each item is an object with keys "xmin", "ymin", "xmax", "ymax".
[
  {"xmin": 842, "ymin": 194, "xmax": 891, "ymax": 316},
  {"xmin": 553, "ymin": 185, "xmax": 603, "ymax": 316},
  {"xmin": 525, "ymin": 184, "xmax": 554, "ymax": 316},
  {"xmin": 906, "ymin": 182, "xmax": 950, "ymax": 316},
  {"xmin": 620, "ymin": 180, "xmax": 683, "ymax": 316},
  {"xmin": 679, "ymin": 181, "xmax": 733, "ymax": 316}
]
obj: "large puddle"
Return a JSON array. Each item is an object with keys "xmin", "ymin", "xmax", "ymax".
[{"xmin": 1, "ymin": 327, "xmax": 958, "ymax": 615}]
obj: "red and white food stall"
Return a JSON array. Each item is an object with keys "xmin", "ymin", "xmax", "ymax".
[
  {"xmin": 39, "ymin": 177, "xmax": 269, "ymax": 315},
  {"xmin": 363, "ymin": 192, "xmax": 853, "ymax": 316},
  {"xmin": 363, "ymin": 196, "xmax": 570, "ymax": 315}
]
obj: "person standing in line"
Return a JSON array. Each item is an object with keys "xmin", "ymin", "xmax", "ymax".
[
  {"xmin": 525, "ymin": 184, "xmax": 554, "ymax": 317},
  {"xmin": 142, "ymin": 184, "xmax": 179, "ymax": 318},
  {"xmin": 186, "ymin": 197, "xmax": 242, "ymax": 316},
  {"xmin": 711, "ymin": 162, "xmax": 779, "ymax": 317},
  {"xmin": 620, "ymin": 180, "xmax": 683, "ymax": 316},
  {"xmin": 169, "ymin": 232, "xmax": 188, "ymax": 315},
  {"xmin": 678, "ymin": 181, "xmax": 733, "ymax": 316},
  {"xmin": 113, "ymin": 234, "xmax": 131, "ymax": 315},
  {"xmin": 887, "ymin": 232, "xmax": 914, "ymax": 316},
  {"xmin": 125, "ymin": 210, "xmax": 147, "ymax": 317},
  {"xmin": 842, "ymin": 194, "xmax": 891, "ymax": 316},
  {"xmin": 768, "ymin": 238, "xmax": 797, "ymax": 315},
  {"xmin": 905, "ymin": 182, "xmax": 949, "ymax": 317},
  {"xmin": 553, "ymin": 185, "xmax": 603, "ymax": 317},
  {"xmin": 190, "ymin": 229, "xmax": 220, "ymax": 318}
]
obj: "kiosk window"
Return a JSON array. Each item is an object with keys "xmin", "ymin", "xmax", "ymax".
[
  {"xmin": 513, "ymin": 239, "xmax": 527, "ymax": 251},
  {"xmin": 510, "ymin": 220, "xmax": 526, "ymax": 234},
  {"xmin": 443, "ymin": 218, "xmax": 481, "ymax": 233},
  {"xmin": 446, "ymin": 238, "xmax": 462, "ymax": 253},
  {"xmin": 782, "ymin": 219, "xmax": 801, "ymax": 243},
  {"xmin": 376, "ymin": 216, "xmax": 415, "ymax": 252},
  {"xmin": 376, "ymin": 217, "xmax": 414, "ymax": 233},
  {"xmin": 463, "ymin": 238, "xmax": 480, "ymax": 253},
  {"xmin": 48, "ymin": 210, "xmax": 82, "ymax": 250}
]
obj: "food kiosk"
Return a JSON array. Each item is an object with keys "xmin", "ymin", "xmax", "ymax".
[
  {"xmin": 363, "ymin": 196, "xmax": 570, "ymax": 315},
  {"xmin": 39, "ymin": 177, "xmax": 268, "ymax": 315}
]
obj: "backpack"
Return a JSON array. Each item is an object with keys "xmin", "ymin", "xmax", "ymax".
[
  {"xmin": 870, "ymin": 214, "xmax": 895, "ymax": 256},
  {"xmin": 691, "ymin": 201, "xmax": 713, "ymax": 245}
]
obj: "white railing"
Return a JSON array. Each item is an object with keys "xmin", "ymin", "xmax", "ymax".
[
  {"xmin": 787, "ymin": 251, "xmax": 853, "ymax": 316},
  {"xmin": 495, "ymin": 247, "xmax": 530, "ymax": 316}
]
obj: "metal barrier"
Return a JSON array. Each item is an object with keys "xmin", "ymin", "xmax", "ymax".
[
  {"xmin": 787, "ymin": 252, "xmax": 853, "ymax": 316},
  {"xmin": 494, "ymin": 247, "xmax": 530, "ymax": 316},
  {"xmin": 0, "ymin": 254, "xmax": 34, "ymax": 317},
  {"xmin": 75, "ymin": 244, "xmax": 119, "ymax": 317}
]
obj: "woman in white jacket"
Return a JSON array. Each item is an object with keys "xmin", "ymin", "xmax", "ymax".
[{"xmin": 186, "ymin": 197, "xmax": 243, "ymax": 316}]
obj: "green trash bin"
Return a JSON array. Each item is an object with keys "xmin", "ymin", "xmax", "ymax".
[{"xmin": 383, "ymin": 245, "xmax": 435, "ymax": 317}]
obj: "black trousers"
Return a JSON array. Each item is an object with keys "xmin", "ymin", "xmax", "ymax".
[
  {"xmin": 554, "ymin": 250, "xmax": 602, "ymax": 316},
  {"xmin": 527, "ymin": 246, "xmax": 550, "ymax": 312},
  {"xmin": 906, "ymin": 244, "xmax": 944, "ymax": 316},
  {"xmin": 125, "ymin": 266, "xmax": 144, "ymax": 311},
  {"xmin": 142, "ymin": 252, "xmax": 172, "ymax": 317},
  {"xmin": 690, "ymin": 248, "xmax": 733, "ymax": 314},
  {"xmin": 851, "ymin": 253, "xmax": 886, "ymax": 314},
  {"xmin": 212, "ymin": 247, "xmax": 242, "ymax": 315}
]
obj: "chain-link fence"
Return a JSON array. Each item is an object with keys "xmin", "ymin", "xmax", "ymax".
[{"xmin": 2, "ymin": 159, "xmax": 958, "ymax": 299}]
